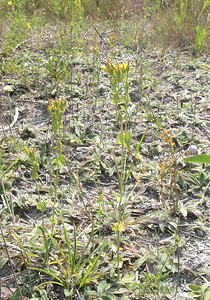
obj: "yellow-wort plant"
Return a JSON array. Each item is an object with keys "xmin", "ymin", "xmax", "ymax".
[
  {"xmin": 48, "ymin": 97, "xmax": 67, "ymax": 135},
  {"xmin": 48, "ymin": 98, "xmax": 67, "ymax": 229},
  {"xmin": 102, "ymin": 59, "xmax": 130, "ymax": 108},
  {"xmin": 159, "ymin": 129, "xmax": 181, "ymax": 213},
  {"xmin": 102, "ymin": 60, "xmax": 131, "ymax": 197},
  {"xmin": 48, "ymin": 97, "xmax": 67, "ymax": 169},
  {"xmin": 103, "ymin": 60, "xmax": 134, "ymax": 274}
]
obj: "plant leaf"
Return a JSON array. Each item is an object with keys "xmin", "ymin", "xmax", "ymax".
[
  {"xmin": 124, "ymin": 131, "xmax": 131, "ymax": 149},
  {"xmin": 180, "ymin": 205, "xmax": 188, "ymax": 217},
  {"xmin": 184, "ymin": 154, "xmax": 210, "ymax": 164},
  {"xmin": 0, "ymin": 258, "xmax": 8, "ymax": 269}
]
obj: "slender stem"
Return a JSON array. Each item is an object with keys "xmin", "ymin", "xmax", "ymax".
[
  {"xmin": 0, "ymin": 224, "xmax": 24, "ymax": 300},
  {"xmin": 116, "ymin": 229, "xmax": 121, "ymax": 278}
]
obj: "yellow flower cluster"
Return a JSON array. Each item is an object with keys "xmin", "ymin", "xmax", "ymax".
[
  {"xmin": 48, "ymin": 98, "xmax": 67, "ymax": 114},
  {"xmin": 24, "ymin": 146, "xmax": 35, "ymax": 156},
  {"xmin": 72, "ymin": 0, "xmax": 84, "ymax": 21},
  {"xmin": 102, "ymin": 59, "xmax": 129, "ymax": 82},
  {"xmin": 48, "ymin": 98, "xmax": 67, "ymax": 133},
  {"xmin": 27, "ymin": 22, "xmax": 31, "ymax": 29},
  {"xmin": 24, "ymin": 146, "xmax": 37, "ymax": 161},
  {"xmin": 74, "ymin": 0, "xmax": 82, "ymax": 7},
  {"xmin": 112, "ymin": 221, "xmax": 125, "ymax": 232},
  {"xmin": 102, "ymin": 59, "xmax": 129, "ymax": 74}
]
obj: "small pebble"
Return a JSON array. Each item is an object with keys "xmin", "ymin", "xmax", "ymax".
[
  {"xmin": 3, "ymin": 85, "xmax": 14, "ymax": 93},
  {"xmin": 185, "ymin": 145, "xmax": 198, "ymax": 156}
]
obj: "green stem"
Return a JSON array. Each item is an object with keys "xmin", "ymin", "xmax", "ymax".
[{"xmin": 116, "ymin": 229, "xmax": 121, "ymax": 278}]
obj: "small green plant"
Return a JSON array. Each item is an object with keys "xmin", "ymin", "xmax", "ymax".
[
  {"xmin": 48, "ymin": 97, "xmax": 67, "ymax": 135},
  {"xmin": 85, "ymin": 280, "xmax": 118, "ymax": 299},
  {"xmin": 188, "ymin": 283, "xmax": 210, "ymax": 300},
  {"xmin": 46, "ymin": 49, "xmax": 70, "ymax": 86},
  {"xmin": 48, "ymin": 97, "xmax": 67, "ymax": 171},
  {"xmin": 195, "ymin": 25, "xmax": 206, "ymax": 51},
  {"xmin": 48, "ymin": 97, "xmax": 67, "ymax": 229},
  {"xmin": 174, "ymin": 0, "xmax": 189, "ymax": 31},
  {"xmin": 23, "ymin": 146, "xmax": 39, "ymax": 180},
  {"xmin": 102, "ymin": 60, "xmax": 131, "ymax": 197},
  {"xmin": 23, "ymin": 146, "xmax": 46, "ymax": 212},
  {"xmin": 32, "ymin": 217, "xmax": 104, "ymax": 298},
  {"xmin": 102, "ymin": 60, "xmax": 131, "ymax": 273},
  {"xmin": 102, "ymin": 60, "xmax": 146, "ymax": 275},
  {"xmin": 0, "ymin": 154, "xmax": 20, "ymax": 221}
]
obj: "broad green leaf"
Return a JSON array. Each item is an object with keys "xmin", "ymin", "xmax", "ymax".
[
  {"xmin": 124, "ymin": 131, "xmax": 131, "ymax": 149},
  {"xmin": 119, "ymin": 273, "xmax": 135, "ymax": 284},
  {"xmin": 204, "ymin": 290, "xmax": 210, "ymax": 300},
  {"xmin": 201, "ymin": 283, "xmax": 210, "ymax": 293},
  {"xmin": 98, "ymin": 281, "xmax": 112, "ymax": 294},
  {"xmin": 117, "ymin": 132, "xmax": 125, "ymax": 146},
  {"xmin": 134, "ymin": 257, "xmax": 147, "ymax": 270},
  {"xmin": 180, "ymin": 205, "xmax": 188, "ymax": 217},
  {"xmin": 184, "ymin": 154, "xmax": 210, "ymax": 164},
  {"xmin": 188, "ymin": 284, "xmax": 202, "ymax": 292},
  {"xmin": 117, "ymin": 131, "xmax": 131, "ymax": 149},
  {"xmin": 0, "ymin": 257, "xmax": 8, "ymax": 269}
]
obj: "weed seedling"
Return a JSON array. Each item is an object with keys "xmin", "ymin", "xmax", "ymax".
[
  {"xmin": 195, "ymin": 25, "xmax": 206, "ymax": 51},
  {"xmin": 48, "ymin": 97, "xmax": 67, "ymax": 171},
  {"xmin": 23, "ymin": 146, "xmax": 44, "ymax": 212},
  {"xmin": 32, "ymin": 217, "xmax": 104, "ymax": 298}
]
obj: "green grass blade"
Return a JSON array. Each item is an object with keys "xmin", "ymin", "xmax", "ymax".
[
  {"xmin": 75, "ymin": 222, "xmax": 95, "ymax": 272},
  {"xmin": 79, "ymin": 255, "xmax": 99, "ymax": 288},
  {"xmin": 135, "ymin": 128, "xmax": 148, "ymax": 154},
  {"xmin": 46, "ymin": 229, "xmax": 66, "ymax": 258},
  {"xmin": 39, "ymin": 226, "xmax": 51, "ymax": 264},
  {"xmin": 61, "ymin": 215, "xmax": 72, "ymax": 270},
  {"xmin": 72, "ymin": 223, "xmax": 77, "ymax": 273},
  {"xmin": 36, "ymin": 281, "xmax": 64, "ymax": 288},
  {"xmin": 29, "ymin": 267, "xmax": 63, "ymax": 284}
]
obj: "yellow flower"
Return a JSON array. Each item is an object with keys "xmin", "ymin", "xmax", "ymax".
[
  {"xmin": 24, "ymin": 146, "xmax": 37, "ymax": 160},
  {"xmin": 48, "ymin": 98, "xmax": 67, "ymax": 113},
  {"xmin": 135, "ymin": 152, "xmax": 142, "ymax": 161},
  {"xmin": 27, "ymin": 22, "xmax": 31, "ymax": 29},
  {"xmin": 119, "ymin": 62, "xmax": 129, "ymax": 73},
  {"xmin": 112, "ymin": 221, "xmax": 125, "ymax": 232},
  {"xmin": 102, "ymin": 59, "xmax": 129, "ymax": 83},
  {"xmin": 74, "ymin": 0, "xmax": 81, "ymax": 6}
]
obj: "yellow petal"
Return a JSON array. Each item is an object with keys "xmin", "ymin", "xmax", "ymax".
[{"xmin": 112, "ymin": 221, "xmax": 125, "ymax": 232}]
